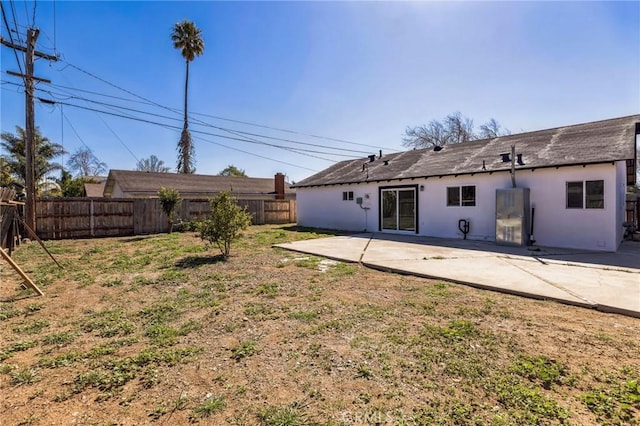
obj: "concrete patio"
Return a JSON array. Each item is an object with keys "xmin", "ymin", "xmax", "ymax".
[{"xmin": 276, "ymin": 234, "xmax": 640, "ymax": 318}]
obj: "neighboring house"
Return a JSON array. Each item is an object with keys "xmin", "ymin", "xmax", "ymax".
[
  {"xmin": 83, "ymin": 176, "xmax": 108, "ymax": 198},
  {"xmin": 293, "ymin": 115, "xmax": 640, "ymax": 252},
  {"xmin": 102, "ymin": 170, "xmax": 294, "ymax": 200}
]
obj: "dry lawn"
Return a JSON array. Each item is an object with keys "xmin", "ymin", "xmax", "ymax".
[{"xmin": 0, "ymin": 225, "xmax": 638, "ymax": 425}]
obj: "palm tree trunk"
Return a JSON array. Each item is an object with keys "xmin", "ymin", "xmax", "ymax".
[{"xmin": 184, "ymin": 59, "xmax": 189, "ymax": 131}]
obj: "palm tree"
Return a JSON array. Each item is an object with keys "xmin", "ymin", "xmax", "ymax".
[
  {"xmin": 171, "ymin": 20, "xmax": 204, "ymax": 174},
  {"xmin": 0, "ymin": 126, "xmax": 66, "ymax": 185}
]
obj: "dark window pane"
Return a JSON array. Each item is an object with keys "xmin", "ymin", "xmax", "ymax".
[
  {"xmin": 447, "ymin": 187, "xmax": 460, "ymax": 206},
  {"xmin": 461, "ymin": 186, "xmax": 476, "ymax": 206},
  {"xmin": 382, "ymin": 190, "xmax": 397, "ymax": 230},
  {"xmin": 348, "ymin": 191, "xmax": 354, "ymax": 200},
  {"xmin": 566, "ymin": 182, "xmax": 583, "ymax": 208},
  {"xmin": 585, "ymin": 180, "xmax": 604, "ymax": 209},
  {"xmin": 398, "ymin": 190, "xmax": 415, "ymax": 231}
]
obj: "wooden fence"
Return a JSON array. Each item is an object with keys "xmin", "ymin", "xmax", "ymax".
[{"xmin": 35, "ymin": 197, "xmax": 296, "ymax": 240}]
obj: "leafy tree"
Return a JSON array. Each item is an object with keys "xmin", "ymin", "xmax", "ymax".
[
  {"xmin": 218, "ymin": 165, "xmax": 247, "ymax": 177},
  {"xmin": 57, "ymin": 169, "xmax": 97, "ymax": 197},
  {"xmin": 67, "ymin": 147, "xmax": 107, "ymax": 177},
  {"xmin": 403, "ymin": 113, "xmax": 509, "ymax": 149},
  {"xmin": 38, "ymin": 179, "xmax": 62, "ymax": 197},
  {"xmin": 158, "ymin": 187, "xmax": 182, "ymax": 233},
  {"xmin": 195, "ymin": 192, "xmax": 252, "ymax": 259},
  {"xmin": 136, "ymin": 155, "xmax": 170, "ymax": 173},
  {"xmin": 172, "ymin": 20, "xmax": 205, "ymax": 174},
  {"xmin": 0, "ymin": 155, "xmax": 18, "ymax": 189},
  {"xmin": 0, "ymin": 126, "xmax": 66, "ymax": 185}
]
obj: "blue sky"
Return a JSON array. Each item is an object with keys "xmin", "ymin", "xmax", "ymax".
[{"xmin": 1, "ymin": 1, "xmax": 638, "ymax": 183}]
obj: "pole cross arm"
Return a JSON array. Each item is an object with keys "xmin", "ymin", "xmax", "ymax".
[
  {"xmin": 1, "ymin": 36, "xmax": 59, "ymax": 61},
  {"xmin": 6, "ymin": 70, "xmax": 51, "ymax": 83}
]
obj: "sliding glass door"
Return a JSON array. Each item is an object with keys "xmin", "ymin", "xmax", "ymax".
[{"xmin": 381, "ymin": 187, "xmax": 416, "ymax": 232}]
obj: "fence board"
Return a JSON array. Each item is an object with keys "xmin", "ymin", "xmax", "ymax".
[{"xmin": 35, "ymin": 197, "xmax": 295, "ymax": 240}]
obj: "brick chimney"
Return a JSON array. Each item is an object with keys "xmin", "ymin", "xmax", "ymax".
[{"xmin": 274, "ymin": 173, "xmax": 285, "ymax": 200}]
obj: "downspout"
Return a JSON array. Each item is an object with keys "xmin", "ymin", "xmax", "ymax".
[{"xmin": 510, "ymin": 144, "xmax": 516, "ymax": 188}]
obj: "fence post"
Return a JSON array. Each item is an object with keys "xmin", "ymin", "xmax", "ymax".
[{"xmin": 90, "ymin": 199, "xmax": 95, "ymax": 237}]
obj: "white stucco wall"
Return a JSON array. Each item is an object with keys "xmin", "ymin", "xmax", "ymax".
[
  {"xmin": 297, "ymin": 161, "xmax": 624, "ymax": 251},
  {"xmin": 421, "ymin": 163, "xmax": 620, "ymax": 250},
  {"xmin": 296, "ymin": 184, "xmax": 380, "ymax": 232}
]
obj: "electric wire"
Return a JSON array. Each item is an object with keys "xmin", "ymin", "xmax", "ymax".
[
  {"xmin": 7, "ymin": 0, "xmax": 22, "ymax": 45},
  {"xmin": 3, "ymin": 78, "xmax": 361, "ymax": 162},
  {"xmin": 56, "ymin": 59, "xmax": 396, "ymax": 152},
  {"xmin": 61, "ymin": 110, "xmax": 91, "ymax": 151},
  {"xmin": 44, "ymin": 86, "xmax": 369, "ymax": 156},
  {"xmin": 0, "ymin": 1, "xmax": 25, "ymax": 79},
  {"xmin": 54, "ymin": 71, "xmax": 140, "ymax": 164},
  {"xmin": 18, "ymin": 80, "xmax": 362, "ymax": 159},
  {"xmin": 52, "ymin": 98, "xmax": 359, "ymax": 160},
  {"xmin": 48, "ymin": 99, "xmax": 355, "ymax": 165},
  {"xmin": 38, "ymin": 76, "xmax": 370, "ymax": 157}
]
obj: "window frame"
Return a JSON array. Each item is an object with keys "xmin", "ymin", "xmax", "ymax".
[
  {"xmin": 447, "ymin": 185, "xmax": 476, "ymax": 207},
  {"xmin": 566, "ymin": 180, "xmax": 604, "ymax": 209},
  {"xmin": 342, "ymin": 191, "xmax": 354, "ymax": 201},
  {"xmin": 585, "ymin": 180, "xmax": 604, "ymax": 209}
]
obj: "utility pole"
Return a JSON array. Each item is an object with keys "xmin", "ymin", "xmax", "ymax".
[
  {"xmin": 1, "ymin": 30, "xmax": 57, "ymax": 234},
  {"xmin": 24, "ymin": 28, "xmax": 38, "ymax": 234}
]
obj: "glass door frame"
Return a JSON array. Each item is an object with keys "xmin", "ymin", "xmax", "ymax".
[{"xmin": 378, "ymin": 184, "xmax": 419, "ymax": 233}]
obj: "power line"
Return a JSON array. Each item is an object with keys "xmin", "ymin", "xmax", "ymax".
[
  {"xmin": 61, "ymin": 109, "xmax": 90, "ymax": 151},
  {"xmin": 151, "ymin": 120, "xmax": 319, "ymax": 173},
  {"xmin": 0, "ymin": 1, "xmax": 25, "ymax": 78},
  {"xmin": 190, "ymin": 111, "xmax": 393, "ymax": 151},
  {"xmin": 60, "ymin": 99, "xmax": 358, "ymax": 159},
  {"xmin": 4, "ymin": 78, "xmax": 356, "ymax": 161},
  {"xmin": 56, "ymin": 59, "xmax": 397, "ymax": 152},
  {"xmin": 49, "ymin": 99, "xmax": 359, "ymax": 163},
  {"xmin": 39, "ymin": 85, "xmax": 369, "ymax": 156},
  {"xmin": 7, "ymin": 0, "xmax": 22, "ymax": 45},
  {"xmin": 54, "ymin": 71, "xmax": 141, "ymax": 164}
]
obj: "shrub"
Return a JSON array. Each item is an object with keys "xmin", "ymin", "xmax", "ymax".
[
  {"xmin": 158, "ymin": 187, "xmax": 182, "ymax": 233},
  {"xmin": 195, "ymin": 192, "xmax": 251, "ymax": 258}
]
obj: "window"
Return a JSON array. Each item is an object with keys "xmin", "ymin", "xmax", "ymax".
[
  {"xmin": 342, "ymin": 191, "xmax": 354, "ymax": 201},
  {"xmin": 447, "ymin": 186, "xmax": 476, "ymax": 207},
  {"xmin": 566, "ymin": 182, "xmax": 583, "ymax": 208},
  {"xmin": 446, "ymin": 187, "xmax": 459, "ymax": 206},
  {"xmin": 585, "ymin": 180, "xmax": 604, "ymax": 209},
  {"xmin": 566, "ymin": 180, "xmax": 604, "ymax": 209}
]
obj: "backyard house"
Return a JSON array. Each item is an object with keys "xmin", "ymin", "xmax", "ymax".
[
  {"xmin": 293, "ymin": 115, "xmax": 639, "ymax": 252},
  {"xmin": 103, "ymin": 170, "xmax": 295, "ymax": 200}
]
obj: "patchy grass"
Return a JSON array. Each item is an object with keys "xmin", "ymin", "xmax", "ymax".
[{"xmin": 0, "ymin": 224, "xmax": 638, "ymax": 424}]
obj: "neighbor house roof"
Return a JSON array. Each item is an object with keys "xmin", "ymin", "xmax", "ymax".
[
  {"xmin": 294, "ymin": 114, "xmax": 640, "ymax": 188},
  {"xmin": 103, "ymin": 170, "xmax": 293, "ymax": 198},
  {"xmin": 84, "ymin": 182, "xmax": 106, "ymax": 197}
]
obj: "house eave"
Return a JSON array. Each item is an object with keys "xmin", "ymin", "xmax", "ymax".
[{"xmin": 291, "ymin": 159, "xmax": 624, "ymax": 189}]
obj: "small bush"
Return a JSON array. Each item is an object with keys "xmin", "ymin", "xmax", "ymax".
[
  {"xmin": 158, "ymin": 187, "xmax": 182, "ymax": 233},
  {"xmin": 195, "ymin": 192, "xmax": 252, "ymax": 259}
]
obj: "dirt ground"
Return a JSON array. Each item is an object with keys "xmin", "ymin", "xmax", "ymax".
[{"xmin": 1, "ymin": 225, "xmax": 638, "ymax": 425}]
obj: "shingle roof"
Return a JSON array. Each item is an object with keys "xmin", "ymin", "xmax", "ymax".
[
  {"xmin": 294, "ymin": 114, "xmax": 640, "ymax": 188},
  {"xmin": 103, "ymin": 170, "xmax": 293, "ymax": 197},
  {"xmin": 84, "ymin": 182, "xmax": 106, "ymax": 198}
]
